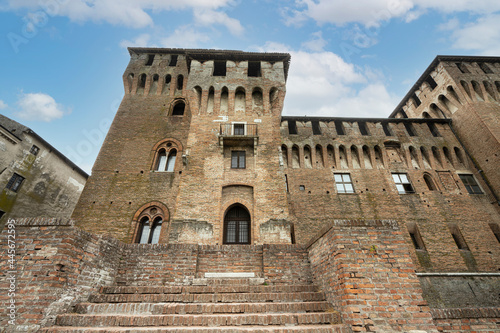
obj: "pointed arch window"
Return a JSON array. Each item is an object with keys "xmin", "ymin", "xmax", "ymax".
[
  {"xmin": 153, "ymin": 141, "xmax": 180, "ymax": 172},
  {"xmin": 137, "ymin": 217, "xmax": 163, "ymax": 244},
  {"xmin": 166, "ymin": 149, "xmax": 177, "ymax": 172}
]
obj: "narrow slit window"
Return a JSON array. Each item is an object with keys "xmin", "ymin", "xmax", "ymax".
[
  {"xmin": 312, "ymin": 121, "xmax": 321, "ymax": 135},
  {"xmin": 335, "ymin": 121, "xmax": 345, "ymax": 135},
  {"xmin": 449, "ymin": 225, "xmax": 469, "ymax": 250},
  {"xmin": 408, "ymin": 223, "xmax": 426, "ymax": 250}
]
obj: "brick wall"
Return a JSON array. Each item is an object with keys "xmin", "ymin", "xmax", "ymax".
[
  {"xmin": 0, "ymin": 218, "xmax": 121, "ymax": 332},
  {"xmin": 307, "ymin": 219, "xmax": 438, "ymax": 332}
]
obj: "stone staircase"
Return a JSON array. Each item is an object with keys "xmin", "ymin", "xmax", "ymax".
[{"xmin": 39, "ymin": 278, "xmax": 348, "ymax": 332}]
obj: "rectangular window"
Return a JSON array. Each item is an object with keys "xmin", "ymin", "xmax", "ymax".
[
  {"xmin": 358, "ymin": 122, "xmax": 369, "ymax": 135},
  {"xmin": 6, "ymin": 173, "xmax": 25, "ymax": 192},
  {"xmin": 233, "ymin": 123, "xmax": 245, "ymax": 135},
  {"xmin": 382, "ymin": 123, "xmax": 393, "ymax": 136},
  {"xmin": 145, "ymin": 54, "xmax": 154, "ymax": 66},
  {"xmin": 334, "ymin": 173, "xmax": 354, "ymax": 193},
  {"xmin": 425, "ymin": 75, "xmax": 438, "ymax": 90},
  {"xmin": 459, "ymin": 174, "xmax": 483, "ymax": 194},
  {"xmin": 312, "ymin": 121, "xmax": 321, "ymax": 135},
  {"xmin": 335, "ymin": 121, "xmax": 345, "ymax": 135},
  {"xmin": 213, "ymin": 61, "xmax": 227, "ymax": 76},
  {"xmin": 30, "ymin": 145, "xmax": 40, "ymax": 155},
  {"xmin": 169, "ymin": 55, "xmax": 178, "ymax": 67},
  {"xmin": 231, "ymin": 151, "xmax": 245, "ymax": 169},
  {"xmin": 288, "ymin": 120, "xmax": 298, "ymax": 135},
  {"xmin": 392, "ymin": 173, "xmax": 415, "ymax": 194},
  {"xmin": 427, "ymin": 123, "xmax": 440, "ymax": 137},
  {"xmin": 404, "ymin": 123, "xmax": 417, "ymax": 136},
  {"xmin": 248, "ymin": 61, "xmax": 261, "ymax": 77},
  {"xmin": 449, "ymin": 224, "xmax": 469, "ymax": 250}
]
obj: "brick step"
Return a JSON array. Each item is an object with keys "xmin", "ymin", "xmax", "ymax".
[
  {"xmin": 55, "ymin": 312, "xmax": 341, "ymax": 327},
  {"xmin": 75, "ymin": 301, "xmax": 333, "ymax": 315},
  {"xmin": 192, "ymin": 278, "xmax": 265, "ymax": 285},
  {"xmin": 40, "ymin": 324, "xmax": 350, "ymax": 332},
  {"xmin": 100, "ymin": 284, "xmax": 318, "ymax": 294},
  {"xmin": 89, "ymin": 292, "xmax": 326, "ymax": 303}
]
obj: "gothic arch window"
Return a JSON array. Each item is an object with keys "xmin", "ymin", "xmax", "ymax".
[
  {"xmin": 133, "ymin": 203, "xmax": 168, "ymax": 244},
  {"xmin": 423, "ymin": 173, "xmax": 438, "ymax": 191},
  {"xmin": 152, "ymin": 140, "xmax": 181, "ymax": 172},
  {"xmin": 223, "ymin": 204, "xmax": 251, "ymax": 244}
]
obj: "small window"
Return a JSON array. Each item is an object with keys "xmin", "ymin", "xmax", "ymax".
[
  {"xmin": 427, "ymin": 123, "xmax": 440, "ymax": 137},
  {"xmin": 449, "ymin": 224, "xmax": 469, "ymax": 250},
  {"xmin": 177, "ymin": 75, "xmax": 183, "ymax": 91},
  {"xmin": 425, "ymin": 75, "xmax": 438, "ymax": 90},
  {"xmin": 146, "ymin": 54, "xmax": 154, "ymax": 66},
  {"xmin": 233, "ymin": 124, "xmax": 245, "ymax": 135},
  {"xmin": 456, "ymin": 62, "xmax": 470, "ymax": 74},
  {"xmin": 459, "ymin": 174, "xmax": 483, "ymax": 194},
  {"xmin": 285, "ymin": 174, "xmax": 289, "ymax": 192},
  {"xmin": 408, "ymin": 223, "xmax": 426, "ymax": 250},
  {"xmin": 382, "ymin": 123, "xmax": 393, "ymax": 136},
  {"xmin": 411, "ymin": 93, "xmax": 421, "ymax": 107},
  {"xmin": 172, "ymin": 102, "xmax": 185, "ymax": 116},
  {"xmin": 169, "ymin": 55, "xmax": 178, "ymax": 67},
  {"xmin": 335, "ymin": 121, "xmax": 345, "ymax": 135},
  {"xmin": 489, "ymin": 223, "xmax": 500, "ymax": 243},
  {"xmin": 404, "ymin": 123, "xmax": 417, "ymax": 136},
  {"xmin": 358, "ymin": 122, "xmax": 369, "ymax": 136},
  {"xmin": 312, "ymin": 121, "xmax": 321, "ymax": 135},
  {"xmin": 424, "ymin": 174, "xmax": 437, "ymax": 191},
  {"xmin": 299, "ymin": 185, "xmax": 305, "ymax": 191},
  {"xmin": 231, "ymin": 151, "xmax": 245, "ymax": 169},
  {"xmin": 6, "ymin": 173, "xmax": 25, "ymax": 192},
  {"xmin": 334, "ymin": 173, "xmax": 354, "ymax": 194},
  {"xmin": 30, "ymin": 145, "xmax": 40, "ymax": 155},
  {"xmin": 392, "ymin": 173, "xmax": 415, "ymax": 194},
  {"xmin": 478, "ymin": 62, "xmax": 493, "ymax": 74},
  {"xmin": 138, "ymin": 217, "xmax": 162, "ymax": 244},
  {"xmin": 248, "ymin": 61, "xmax": 261, "ymax": 77},
  {"xmin": 213, "ymin": 61, "xmax": 227, "ymax": 76},
  {"xmin": 288, "ymin": 120, "xmax": 298, "ymax": 135},
  {"xmin": 155, "ymin": 150, "xmax": 167, "ymax": 171}
]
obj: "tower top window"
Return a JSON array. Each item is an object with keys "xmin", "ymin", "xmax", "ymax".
[
  {"xmin": 248, "ymin": 61, "xmax": 261, "ymax": 77},
  {"xmin": 213, "ymin": 61, "xmax": 227, "ymax": 76}
]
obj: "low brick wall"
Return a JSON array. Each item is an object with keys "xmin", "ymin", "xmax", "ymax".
[
  {"xmin": 431, "ymin": 308, "xmax": 500, "ymax": 332},
  {"xmin": 307, "ymin": 219, "xmax": 438, "ymax": 332},
  {"xmin": 0, "ymin": 218, "xmax": 122, "ymax": 332}
]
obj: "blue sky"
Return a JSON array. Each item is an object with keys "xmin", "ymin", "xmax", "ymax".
[{"xmin": 1, "ymin": 0, "xmax": 499, "ymax": 174}]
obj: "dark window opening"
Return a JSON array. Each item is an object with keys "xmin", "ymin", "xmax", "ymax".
[
  {"xmin": 6, "ymin": 173, "xmax": 25, "ymax": 192},
  {"xmin": 30, "ymin": 145, "xmax": 40, "ymax": 155},
  {"xmin": 408, "ymin": 224, "xmax": 425, "ymax": 250},
  {"xmin": 489, "ymin": 223, "xmax": 500, "ymax": 243},
  {"xmin": 404, "ymin": 123, "xmax": 417, "ymax": 136},
  {"xmin": 177, "ymin": 75, "xmax": 183, "ymax": 91},
  {"xmin": 425, "ymin": 75, "xmax": 438, "ymax": 90},
  {"xmin": 449, "ymin": 225, "xmax": 469, "ymax": 250},
  {"xmin": 335, "ymin": 121, "xmax": 345, "ymax": 135},
  {"xmin": 427, "ymin": 123, "xmax": 440, "ymax": 137},
  {"xmin": 312, "ymin": 121, "xmax": 321, "ymax": 135},
  {"xmin": 459, "ymin": 174, "xmax": 483, "ymax": 194},
  {"xmin": 146, "ymin": 54, "xmax": 154, "ymax": 66},
  {"xmin": 213, "ymin": 61, "xmax": 227, "ymax": 76},
  {"xmin": 248, "ymin": 61, "xmax": 261, "ymax": 77},
  {"xmin": 424, "ymin": 174, "xmax": 437, "ymax": 191},
  {"xmin": 288, "ymin": 120, "xmax": 298, "ymax": 135},
  {"xmin": 358, "ymin": 122, "xmax": 369, "ymax": 135},
  {"xmin": 139, "ymin": 74, "xmax": 146, "ymax": 88},
  {"xmin": 0, "ymin": 210, "xmax": 5, "ymax": 220},
  {"xmin": 169, "ymin": 55, "xmax": 178, "ymax": 67},
  {"xmin": 382, "ymin": 123, "xmax": 393, "ymax": 136},
  {"xmin": 233, "ymin": 124, "xmax": 245, "ymax": 135},
  {"xmin": 172, "ymin": 102, "xmax": 185, "ymax": 116},
  {"xmin": 456, "ymin": 62, "xmax": 470, "ymax": 73},
  {"xmin": 165, "ymin": 75, "xmax": 171, "ymax": 84},
  {"xmin": 231, "ymin": 151, "xmax": 246, "ymax": 169},
  {"xmin": 285, "ymin": 174, "xmax": 289, "ymax": 192},
  {"xmin": 411, "ymin": 93, "xmax": 421, "ymax": 107},
  {"xmin": 399, "ymin": 110, "xmax": 408, "ymax": 118},
  {"xmin": 479, "ymin": 62, "xmax": 493, "ymax": 74},
  {"xmin": 224, "ymin": 205, "xmax": 250, "ymax": 244}
]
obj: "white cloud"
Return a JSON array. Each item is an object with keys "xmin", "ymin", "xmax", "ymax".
[
  {"xmin": 159, "ymin": 26, "xmax": 211, "ymax": 48},
  {"xmin": 193, "ymin": 8, "xmax": 244, "ymax": 36},
  {"xmin": 258, "ymin": 42, "xmax": 398, "ymax": 118},
  {"xmin": 449, "ymin": 14, "xmax": 500, "ymax": 55},
  {"xmin": 16, "ymin": 93, "xmax": 69, "ymax": 122},
  {"xmin": 301, "ymin": 31, "xmax": 327, "ymax": 52},
  {"xmin": 285, "ymin": 0, "xmax": 500, "ymax": 27},
  {"xmin": 0, "ymin": 100, "xmax": 7, "ymax": 109},
  {"xmin": 2, "ymin": 0, "xmax": 236, "ymax": 28},
  {"xmin": 120, "ymin": 34, "xmax": 154, "ymax": 48}
]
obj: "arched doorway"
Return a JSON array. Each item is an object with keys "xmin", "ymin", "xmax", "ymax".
[{"xmin": 223, "ymin": 205, "xmax": 250, "ymax": 244}]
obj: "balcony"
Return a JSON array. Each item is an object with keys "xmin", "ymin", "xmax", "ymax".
[{"xmin": 219, "ymin": 123, "xmax": 258, "ymax": 147}]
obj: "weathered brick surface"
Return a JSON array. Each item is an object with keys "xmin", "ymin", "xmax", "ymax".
[{"xmin": 308, "ymin": 219, "xmax": 439, "ymax": 332}]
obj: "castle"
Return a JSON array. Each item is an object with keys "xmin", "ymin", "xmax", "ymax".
[{"xmin": 1, "ymin": 49, "xmax": 499, "ymax": 332}]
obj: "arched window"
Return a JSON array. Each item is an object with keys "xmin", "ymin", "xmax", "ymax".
[
  {"xmin": 176, "ymin": 75, "xmax": 183, "ymax": 92},
  {"xmin": 224, "ymin": 205, "xmax": 250, "ymax": 244},
  {"xmin": 172, "ymin": 102, "xmax": 185, "ymax": 116},
  {"xmin": 166, "ymin": 149, "xmax": 177, "ymax": 172},
  {"xmin": 136, "ymin": 215, "xmax": 163, "ymax": 244},
  {"xmin": 424, "ymin": 174, "xmax": 437, "ymax": 191},
  {"xmin": 155, "ymin": 149, "xmax": 167, "ymax": 171}
]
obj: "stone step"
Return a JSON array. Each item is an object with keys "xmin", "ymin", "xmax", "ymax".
[
  {"xmin": 88, "ymin": 292, "xmax": 326, "ymax": 304},
  {"xmin": 75, "ymin": 301, "xmax": 333, "ymax": 315},
  {"xmin": 100, "ymin": 285, "xmax": 318, "ymax": 295},
  {"xmin": 40, "ymin": 324, "xmax": 351, "ymax": 332},
  {"xmin": 55, "ymin": 312, "xmax": 341, "ymax": 327}
]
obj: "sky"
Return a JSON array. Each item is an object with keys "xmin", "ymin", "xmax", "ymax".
[{"xmin": 1, "ymin": 0, "xmax": 500, "ymax": 174}]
